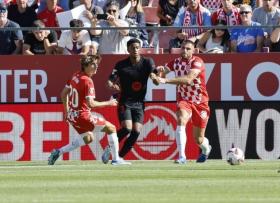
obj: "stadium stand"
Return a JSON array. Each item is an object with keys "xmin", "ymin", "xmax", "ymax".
[{"xmin": 139, "ymin": 47, "xmax": 164, "ymax": 54}]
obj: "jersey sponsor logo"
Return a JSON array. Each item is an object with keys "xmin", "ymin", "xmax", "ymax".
[
  {"xmin": 200, "ymin": 110, "xmax": 208, "ymax": 120},
  {"xmin": 131, "ymin": 105, "xmax": 178, "ymax": 160},
  {"xmin": 132, "ymin": 81, "xmax": 142, "ymax": 91}
]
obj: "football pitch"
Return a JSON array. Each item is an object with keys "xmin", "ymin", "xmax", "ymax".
[{"xmin": 0, "ymin": 160, "xmax": 279, "ymax": 203}]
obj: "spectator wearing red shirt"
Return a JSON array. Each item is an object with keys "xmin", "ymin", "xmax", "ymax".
[{"xmin": 37, "ymin": 0, "xmax": 63, "ymax": 28}]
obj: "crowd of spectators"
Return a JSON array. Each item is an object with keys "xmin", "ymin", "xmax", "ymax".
[{"xmin": 0, "ymin": 0, "xmax": 280, "ymax": 55}]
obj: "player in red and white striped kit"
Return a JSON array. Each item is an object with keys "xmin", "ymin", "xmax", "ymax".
[
  {"xmin": 48, "ymin": 55, "xmax": 130, "ymax": 165},
  {"xmin": 157, "ymin": 40, "xmax": 211, "ymax": 164}
]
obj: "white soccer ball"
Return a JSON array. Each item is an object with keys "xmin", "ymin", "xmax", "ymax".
[{"xmin": 226, "ymin": 147, "xmax": 245, "ymax": 165}]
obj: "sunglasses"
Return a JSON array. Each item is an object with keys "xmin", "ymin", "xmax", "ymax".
[
  {"xmin": 240, "ymin": 11, "xmax": 251, "ymax": 15},
  {"xmin": 0, "ymin": 8, "xmax": 7, "ymax": 13},
  {"xmin": 107, "ymin": 9, "xmax": 117, "ymax": 13}
]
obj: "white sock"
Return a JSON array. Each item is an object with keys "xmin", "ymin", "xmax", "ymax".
[
  {"xmin": 200, "ymin": 137, "xmax": 210, "ymax": 155},
  {"xmin": 59, "ymin": 135, "xmax": 85, "ymax": 155},
  {"xmin": 176, "ymin": 125, "xmax": 187, "ymax": 159},
  {"xmin": 108, "ymin": 132, "xmax": 119, "ymax": 161}
]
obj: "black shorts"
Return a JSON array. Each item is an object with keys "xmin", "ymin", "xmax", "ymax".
[{"xmin": 118, "ymin": 101, "xmax": 145, "ymax": 124}]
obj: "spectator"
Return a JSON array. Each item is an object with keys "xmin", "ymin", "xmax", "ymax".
[
  {"xmin": 252, "ymin": 0, "xmax": 280, "ymax": 46},
  {"xmin": 76, "ymin": 0, "xmax": 103, "ymax": 17},
  {"xmin": 22, "ymin": 20, "xmax": 58, "ymax": 55},
  {"xmin": 37, "ymin": 0, "xmax": 69, "ymax": 13},
  {"xmin": 169, "ymin": 0, "xmax": 211, "ymax": 49},
  {"xmin": 37, "ymin": 0, "xmax": 64, "ymax": 30},
  {"xmin": 7, "ymin": 0, "xmax": 37, "ymax": 36},
  {"xmin": 257, "ymin": 0, "xmax": 279, "ymax": 7},
  {"xmin": 211, "ymin": 0, "xmax": 241, "ymax": 26},
  {"xmin": 231, "ymin": 4, "xmax": 264, "ymax": 52},
  {"xmin": 233, "ymin": 0, "xmax": 258, "ymax": 10},
  {"xmin": 125, "ymin": 0, "xmax": 149, "ymax": 47},
  {"xmin": 269, "ymin": 17, "xmax": 280, "ymax": 51},
  {"xmin": 90, "ymin": 0, "xmax": 129, "ymax": 54},
  {"xmin": 201, "ymin": 0, "xmax": 222, "ymax": 13},
  {"xmin": 157, "ymin": 0, "xmax": 185, "ymax": 26},
  {"xmin": 57, "ymin": 19, "xmax": 91, "ymax": 55},
  {"xmin": 197, "ymin": 19, "xmax": 230, "ymax": 53},
  {"xmin": 0, "ymin": 3, "xmax": 23, "ymax": 54}
]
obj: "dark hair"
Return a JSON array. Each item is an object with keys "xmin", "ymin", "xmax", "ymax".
[
  {"xmin": 212, "ymin": 20, "xmax": 230, "ymax": 47},
  {"xmin": 81, "ymin": 55, "xmax": 101, "ymax": 71},
  {"xmin": 0, "ymin": 3, "xmax": 7, "ymax": 11},
  {"xmin": 127, "ymin": 38, "xmax": 141, "ymax": 47},
  {"xmin": 70, "ymin": 19, "xmax": 84, "ymax": 28}
]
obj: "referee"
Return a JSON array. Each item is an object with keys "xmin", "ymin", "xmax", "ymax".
[{"xmin": 107, "ymin": 38, "xmax": 159, "ymax": 161}]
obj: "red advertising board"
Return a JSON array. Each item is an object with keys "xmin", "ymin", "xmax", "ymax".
[
  {"xmin": 0, "ymin": 103, "xmax": 199, "ymax": 161},
  {"xmin": 0, "ymin": 53, "xmax": 279, "ymax": 102}
]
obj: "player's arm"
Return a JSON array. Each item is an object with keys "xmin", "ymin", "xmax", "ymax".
[
  {"xmin": 86, "ymin": 97, "xmax": 118, "ymax": 108},
  {"xmin": 159, "ymin": 69, "xmax": 200, "ymax": 85},
  {"xmin": 61, "ymin": 86, "xmax": 70, "ymax": 120},
  {"xmin": 156, "ymin": 65, "xmax": 171, "ymax": 76},
  {"xmin": 107, "ymin": 68, "xmax": 120, "ymax": 91}
]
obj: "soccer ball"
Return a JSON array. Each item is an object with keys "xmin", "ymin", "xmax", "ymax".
[{"xmin": 226, "ymin": 147, "xmax": 245, "ymax": 165}]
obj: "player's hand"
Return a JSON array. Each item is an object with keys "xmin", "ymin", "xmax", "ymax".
[
  {"xmin": 150, "ymin": 73, "xmax": 160, "ymax": 86},
  {"xmin": 109, "ymin": 98, "xmax": 118, "ymax": 106},
  {"xmin": 111, "ymin": 83, "xmax": 120, "ymax": 91},
  {"xmin": 158, "ymin": 77, "xmax": 167, "ymax": 84}
]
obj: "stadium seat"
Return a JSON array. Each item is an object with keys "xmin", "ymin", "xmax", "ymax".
[
  {"xmin": 170, "ymin": 48, "xmax": 181, "ymax": 54},
  {"xmin": 140, "ymin": 48, "xmax": 164, "ymax": 54},
  {"xmin": 262, "ymin": 47, "xmax": 270, "ymax": 53},
  {"xmin": 148, "ymin": 0, "xmax": 159, "ymax": 7},
  {"xmin": 143, "ymin": 6, "xmax": 159, "ymax": 26},
  {"xmin": 170, "ymin": 47, "xmax": 200, "ymax": 54},
  {"xmin": 159, "ymin": 29, "xmax": 177, "ymax": 50}
]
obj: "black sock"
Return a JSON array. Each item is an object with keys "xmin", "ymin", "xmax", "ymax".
[
  {"xmin": 117, "ymin": 127, "xmax": 131, "ymax": 142},
  {"xmin": 119, "ymin": 130, "xmax": 140, "ymax": 158}
]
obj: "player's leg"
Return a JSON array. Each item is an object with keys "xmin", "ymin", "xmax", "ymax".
[
  {"xmin": 119, "ymin": 104, "xmax": 144, "ymax": 158},
  {"xmin": 117, "ymin": 104, "xmax": 132, "ymax": 142},
  {"xmin": 174, "ymin": 101, "xmax": 192, "ymax": 164},
  {"xmin": 101, "ymin": 121, "xmax": 131, "ymax": 165},
  {"xmin": 191, "ymin": 102, "xmax": 211, "ymax": 163},
  {"xmin": 119, "ymin": 122, "xmax": 142, "ymax": 158},
  {"xmin": 48, "ymin": 131, "xmax": 92, "ymax": 165},
  {"xmin": 193, "ymin": 127, "xmax": 212, "ymax": 163}
]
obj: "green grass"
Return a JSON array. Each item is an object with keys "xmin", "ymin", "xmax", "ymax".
[{"xmin": 0, "ymin": 160, "xmax": 279, "ymax": 203}]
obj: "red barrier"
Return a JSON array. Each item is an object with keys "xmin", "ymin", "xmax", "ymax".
[{"xmin": 0, "ymin": 53, "xmax": 279, "ymax": 102}]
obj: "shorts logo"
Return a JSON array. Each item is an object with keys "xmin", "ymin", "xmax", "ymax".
[
  {"xmin": 131, "ymin": 105, "xmax": 178, "ymax": 160},
  {"xmin": 200, "ymin": 110, "xmax": 207, "ymax": 119}
]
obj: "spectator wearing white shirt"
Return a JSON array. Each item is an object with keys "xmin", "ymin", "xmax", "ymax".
[{"xmin": 57, "ymin": 19, "xmax": 91, "ymax": 55}]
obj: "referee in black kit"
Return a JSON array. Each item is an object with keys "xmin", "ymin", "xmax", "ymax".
[{"xmin": 104, "ymin": 38, "xmax": 160, "ymax": 163}]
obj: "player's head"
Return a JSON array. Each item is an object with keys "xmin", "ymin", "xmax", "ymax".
[
  {"xmin": 181, "ymin": 40, "xmax": 195, "ymax": 59},
  {"xmin": 81, "ymin": 55, "xmax": 101, "ymax": 76},
  {"xmin": 127, "ymin": 38, "xmax": 141, "ymax": 57}
]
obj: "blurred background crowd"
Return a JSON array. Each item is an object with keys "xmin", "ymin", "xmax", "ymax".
[{"xmin": 1, "ymin": 0, "xmax": 280, "ymax": 55}]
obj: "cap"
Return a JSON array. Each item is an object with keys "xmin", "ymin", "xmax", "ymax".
[{"xmin": 0, "ymin": 3, "xmax": 7, "ymax": 12}]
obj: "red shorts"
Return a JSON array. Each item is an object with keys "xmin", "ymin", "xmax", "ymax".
[
  {"xmin": 67, "ymin": 111, "xmax": 106, "ymax": 134},
  {"xmin": 177, "ymin": 100, "xmax": 210, "ymax": 128}
]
